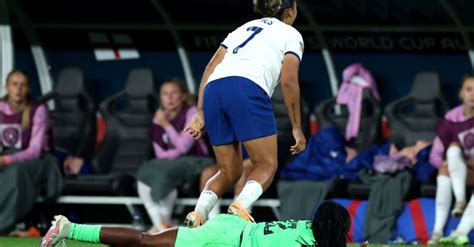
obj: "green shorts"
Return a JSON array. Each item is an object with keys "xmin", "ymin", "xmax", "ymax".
[{"xmin": 175, "ymin": 214, "xmax": 248, "ymax": 247}]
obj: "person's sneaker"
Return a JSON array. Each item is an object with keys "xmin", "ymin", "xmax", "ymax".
[
  {"xmin": 428, "ymin": 231, "xmax": 443, "ymax": 245},
  {"xmin": 40, "ymin": 215, "xmax": 71, "ymax": 247},
  {"xmin": 451, "ymin": 202, "xmax": 466, "ymax": 217},
  {"xmin": 453, "ymin": 235, "xmax": 469, "ymax": 246},
  {"xmin": 184, "ymin": 211, "xmax": 204, "ymax": 228},
  {"xmin": 440, "ymin": 234, "xmax": 470, "ymax": 246},
  {"xmin": 227, "ymin": 201, "xmax": 255, "ymax": 223}
]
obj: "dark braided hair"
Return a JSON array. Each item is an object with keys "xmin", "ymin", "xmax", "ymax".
[
  {"xmin": 254, "ymin": 0, "xmax": 294, "ymax": 19},
  {"xmin": 312, "ymin": 200, "xmax": 351, "ymax": 247}
]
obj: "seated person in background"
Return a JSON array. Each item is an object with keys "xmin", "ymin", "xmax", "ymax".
[
  {"xmin": 428, "ymin": 73, "xmax": 474, "ymax": 244},
  {"xmin": 0, "ymin": 69, "xmax": 61, "ymax": 234},
  {"xmin": 136, "ymin": 79, "xmax": 214, "ymax": 233},
  {"xmin": 390, "ymin": 140, "xmax": 431, "ymax": 164},
  {"xmin": 41, "ymin": 200, "xmax": 369, "ymax": 247},
  {"xmin": 58, "ymin": 113, "xmax": 107, "ymax": 175},
  {"xmin": 372, "ymin": 140, "xmax": 431, "ymax": 175},
  {"xmin": 55, "ymin": 150, "xmax": 89, "ymax": 175}
]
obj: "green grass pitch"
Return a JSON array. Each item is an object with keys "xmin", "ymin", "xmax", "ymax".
[
  {"xmin": 0, "ymin": 238, "xmax": 429, "ymax": 247},
  {"xmin": 0, "ymin": 237, "xmax": 106, "ymax": 247}
]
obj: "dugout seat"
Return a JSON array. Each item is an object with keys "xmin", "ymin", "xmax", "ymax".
[
  {"xmin": 314, "ymin": 87, "xmax": 381, "ymax": 199},
  {"xmin": 386, "ymin": 72, "xmax": 448, "ymax": 149},
  {"xmin": 63, "ymin": 68, "xmax": 155, "ymax": 196},
  {"xmin": 41, "ymin": 67, "xmax": 96, "ymax": 161},
  {"xmin": 315, "ymin": 87, "xmax": 382, "ymax": 152},
  {"xmin": 387, "ymin": 72, "xmax": 448, "ymax": 198},
  {"xmin": 349, "ymin": 72, "xmax": 448, "ymax": 198}
]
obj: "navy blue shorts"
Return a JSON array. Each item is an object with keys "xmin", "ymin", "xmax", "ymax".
[{"xmin": 203, "ymin": 76, "xmax": 277, "ymax": 146}]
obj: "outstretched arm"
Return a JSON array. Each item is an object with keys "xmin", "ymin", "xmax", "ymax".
[
  {"xmin": 100, "ymin": 227, "xmax": 178, "ymax": 247},
  {"xmin": 41, "ymin": 218, "xmax": 178, "ymax": 247},
  {"xmin": 430, "ymin": 136, "xmax": 445, "ymax": 168},
  {"xmin": 185, "ymin": 46, "xmax": 226, "ymax": 139},
  {"xmin": 280, "ymin": 54, "xmax": 306, "ymax": 155}
]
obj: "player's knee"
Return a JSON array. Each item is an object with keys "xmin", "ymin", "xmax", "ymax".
[
  {"xmin": 230, "ymin": 175, "xmax": 241, "ymax": 185},
  {"xmin": 201, "ymin": 165, "xmax": 218, "ymax": 181},
  {"xmin": 227, "ymin": 168, "xmax": 243, "ymax": 184},
  {"xmin": 263, "ymin": 158, "xmax": 278, "ymax": 174},
  {"xmin": 253, "ymin": 156, "xmax": 277, "ymax": 169},
  {"xmin": 268, "ymin": 162, "xmax": 278, "ymax": 176},
  {"xmin": 446, "ymin": 145, "xmax": 462, "ymax": 162},
  {"xmin": 438, "ymin": 167, "xmax": 449, "ymax": 176},
  {"xmin": 220, "ymin": 167, "xmax": 243, "ymax": 184}
]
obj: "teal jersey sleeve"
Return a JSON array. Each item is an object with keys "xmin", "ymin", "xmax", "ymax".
[{"xmin": 242, "ymin": 219, "xmax": 316, "ymax": 247}]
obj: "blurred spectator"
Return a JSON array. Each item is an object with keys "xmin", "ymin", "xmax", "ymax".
[
  {"xmin": 0, "ymin": 69, "xmax": 62, "ymax": 234},
  {"xmin": 428, "ymin": 73, "xmax": 474, "ymax": 244},
  {"xmin": 136, "ymin": 79, "xmax": 214, "ymax": 233},
  {"xmin": 55, "ymin": 151, "xmax": 89, "ymax": 176}
]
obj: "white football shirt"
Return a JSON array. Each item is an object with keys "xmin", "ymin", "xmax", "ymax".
[{"xmin": 207, "ymin": 17, "xmax": 304, "ymax": 97}]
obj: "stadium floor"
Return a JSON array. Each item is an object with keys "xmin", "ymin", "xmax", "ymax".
[{"xmin": 0, "ymin": 238, "xmax": 431, "ymax": 247}]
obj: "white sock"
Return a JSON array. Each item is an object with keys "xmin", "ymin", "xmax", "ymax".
[
  {"xmin": 235, "ymin": 180, "xmax": 263, "ymax": 211},
  {"xmin": 208, "ymin": 200, "xmax": 221, "ymax": 220},
  {"xmin": 194, "ymin": 190, "xmax": 218, "ymax": 222},
  {"xmin": 446, "ymin": 146, "xmax": 467, "ymax": 203},
  {"xmin": 137, "ymin": 181, "xmax": 163, "ymax": 227},
  {"xmin": 433, "ymin": 176, "xmax": 453, "ymax": 234},
  {"xmin": 158, "ymin": 189, "xmax": 177, "ymax": 225},
  {"xmin": 456, "ymin": 194, "xmax": 474, "ymax": 235}
]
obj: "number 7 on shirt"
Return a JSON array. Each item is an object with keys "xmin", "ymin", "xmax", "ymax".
[{"xmin": 233, "ymin": 26, "xmax": 264, "ymax": 54}]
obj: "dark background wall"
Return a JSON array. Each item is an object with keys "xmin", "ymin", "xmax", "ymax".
[{"xmin": 12, "ymin": 28, "xmax": 472, "ymax": 111}]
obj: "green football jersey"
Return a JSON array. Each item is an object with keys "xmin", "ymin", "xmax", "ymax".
[{"xmin": 241, "ymin": 219, "xmax": 316, "ymax": 247}]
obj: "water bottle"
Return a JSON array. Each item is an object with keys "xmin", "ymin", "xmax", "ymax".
[
  {"xmin": 310, "ymin": 113, "xmax": 319, "ymax": 135},
  {"xmin": 131, "ymin": 212, "xmax": 145, "ymax": 231}
]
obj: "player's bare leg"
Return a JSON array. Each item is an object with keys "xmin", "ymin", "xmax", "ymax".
[
  {"xmin": 242, "ymin": 134, "xmax": 278, "ymax": 190},
  {"xmin": 226, "ymin": 134, "xmax": 277, "ymax": 222},
  {"xmin": 185, "ymin": 142, "xmax": 243, "ymax": 227}
]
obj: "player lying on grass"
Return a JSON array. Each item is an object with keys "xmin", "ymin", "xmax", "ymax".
[{"xmin": 40, "ymin": 200, "xmax": 368, "ymax": 247}]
